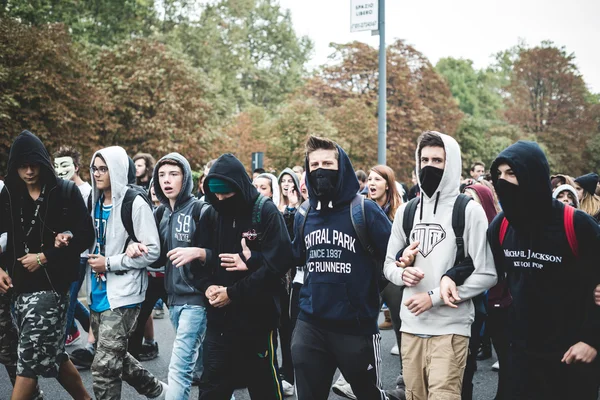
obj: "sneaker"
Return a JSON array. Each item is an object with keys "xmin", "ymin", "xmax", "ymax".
[
  {"xmin": 476, "ymin": 345, "xmax": 492, "ymax": 361},
  {"xmin": 386, "ymin": 388, "xmax": 406, "ymax": 400},
  {"xmin": 153, "ymin": 308, "xmax": 165, "ymax": 319},
  {"xmin": 391, "ymin": 344, "xmax": 399, "ymax": 355},
  {"xmin": 492, "ymin": 360, "xmax": 500, "ymax": 371},
  {"xmin": 332, "ymin": 375, "xmax": 357, "ymax": 400},
  {"xmin": 65, "ymin": 329, "xmax": 81, "ymax": 346},
  {"xmin": 282, "ymin": 380, "xmax": 294, "ymax": 397},
  {"xmin": 152, "ymin": 381, "xmax": 168, "ymax": 399},
  {"xmin": 395, "ymin": 374, "xmax": 405, "ymax": 389},
  {"xmin": 139, "ymin": 342, "xmax": 159, "ymax": 361},
  {"xmin": 70, "ymin": 347, "xmax": 94, "ymax": 369}
]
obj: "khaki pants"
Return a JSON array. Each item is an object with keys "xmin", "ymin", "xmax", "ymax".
[{"xmin": 401, "ymin": 332, "xmax": 469, "ymax": 400}]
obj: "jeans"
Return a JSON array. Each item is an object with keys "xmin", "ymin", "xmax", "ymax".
[
  {"xmin": 167, "ymin": 304, "xmax": 207, "ymax": 400},
  {"xmin": 65, "ymin": 257, "xmax": 90, "ymax": 335}
]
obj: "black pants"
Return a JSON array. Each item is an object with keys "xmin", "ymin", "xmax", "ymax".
[
  {"xmin": 507, "ymin": 345, "xmax": 600, "ymax": 400},
  {"xmin": 487, "ymin": 307, "xmax": 509, "ymax": 400},
  {"xmin": 278, "ymin": 285, "xmax": 294, "ymax": 383},
  {"xmin": 128, "ymin": 276, "xmax": 167, "ymax": 359},
  {"xmin": 291, "ymin": 319, "xmax": 386, "ymax": 400},
  {"xmin": 380, "ymin": 283, "xmax": 403, "ymax": 367},
  {"xmin": 290, "ymin": 282, "xmax": 302, "ymax": 332},
  {"xmin": 462, "ymin": 308, "xmax": 485, "ymax": 400},
  {"xmin": 198, "ymin": 327, "xmax": 283, "ymax": 400}
]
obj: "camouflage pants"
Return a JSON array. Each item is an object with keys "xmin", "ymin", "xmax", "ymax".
[
  {"xmin": 13, "ymin": 291, "xmax": 70, "ymax": 379},
  {"xmin": 91, "ymin": 307, "xmax": 163, "ymax": 400},
  {"xmin": 0, "ymin": 293, "xmax": 44, "ymax": 399}
]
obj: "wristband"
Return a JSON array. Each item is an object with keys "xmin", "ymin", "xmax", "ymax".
[
  {"xmin": 36, "ymin": 253, "xmax": 43, "ymax": 266},
  {"xmin": 428, "ymin": 290, "xmax": 434, "ymax": 296},
  {"xmin": 106, "ymin": 257, "xmax": 111, "ymax": 272}
]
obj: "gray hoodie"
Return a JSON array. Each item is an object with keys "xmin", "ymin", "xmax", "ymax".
[
  {"xmin": 384, "ymin": 132, "xmax": 497, "ymax": 337},
  {"xmin": 88, "ymin": 146, "xmax": 160, "ymax": 309},
  {"xmin": 153, "ymin": 153, "xmax": 207, "ymax": 307}
]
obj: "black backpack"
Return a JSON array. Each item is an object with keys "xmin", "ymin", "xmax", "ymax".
[
  {"xmin": 402, "ymin": 194, "xmax": 472, "ymax": 266},
  {"xmin": 296, "ymin": 195, "xmax": 378, "ymax": 260},
  {"xmin": 120, "ymin": 184, "xmax": 154, "ymax": 252}
]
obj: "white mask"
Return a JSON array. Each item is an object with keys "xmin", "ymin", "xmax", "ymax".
[{"xmin": 54, "ymin": 156, "xmax": 76, "ymax": 180}]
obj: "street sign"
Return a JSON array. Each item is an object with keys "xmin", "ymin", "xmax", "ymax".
[
  {"xmin": 251, "ymin": 152, "xmax": 264, "ymax": 171},
  {"xmin": 350, "ymin": 0, "xmax": 378, "ymax": 32}
]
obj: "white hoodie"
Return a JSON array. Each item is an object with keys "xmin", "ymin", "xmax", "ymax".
[
  {"xmin": 87, "ymin": 146, "xmax": 160, "ymax": 309},
  {"xmin": 384, "ymin": 132, "xmax": 497, "ymax": 337}
]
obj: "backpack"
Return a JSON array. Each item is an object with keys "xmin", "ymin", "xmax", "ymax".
[
  {"xmin": 120, "ymin": 184, "xmax": 154, "ymax": 252},
  {"xmin": 58, "ymin": 179, "xmax": 77, "ymax": 218},
  {"xmin": 402, "ymin": 194, "xmax": 473, "ymax": 266},
  {"xmin": 296, "ymin": 195, "xmax": 378, "ymax": 260},
  {"xmin": 498, "ymin": 203, "xmax": 578, "ymax": 257}
]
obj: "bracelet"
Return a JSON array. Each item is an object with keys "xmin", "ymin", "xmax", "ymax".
[
  {"xmin": 106, "ymin": 257, "xmax": 111, "ymax": 272},
  {"xmin": 36, "ymin": 253, "xmax": 43, "ymax": 266}
]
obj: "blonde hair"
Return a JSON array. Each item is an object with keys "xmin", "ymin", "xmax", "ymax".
[{"xmin": 575, "ymin": 183, "xmax": 600, "ymax": 218}]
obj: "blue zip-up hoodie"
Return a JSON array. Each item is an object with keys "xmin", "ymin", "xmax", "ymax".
[{"xmin": 292, "ymin": 145, "xmax": 392, "ymax": 335}]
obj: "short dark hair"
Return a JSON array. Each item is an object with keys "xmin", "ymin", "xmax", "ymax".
[
  {"xmin": 157, "ymin": 158, "xmax": 182, "ymax": 173},
  {"xmin": 417, "ymin": 131, "xmax": 445, "ymax": 159},
  {"xmin": 471, "ymin": 162, "xmax": 485, "ymax": 172},
  {"xmin": 305, "ymin": 136, "xmax": 339, "ymax": 160},
  {"xmin": 253, "ymin": 168, "xmax": 265, "ymax": 174},
  {"xmin": 355, "ymin": 170, "xmax": 367, "ymax": 183},
  {"xmin": 54, "ymin": 146, "xmax": 82, "ymax": 171}
]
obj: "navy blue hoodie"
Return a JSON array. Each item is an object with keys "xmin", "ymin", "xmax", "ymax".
[
  {"xmin": 292, "ymin": 145, "xmax": 392, "ymax": 336},
  {"xmin": 489, "ymin": 141, "xmax": 600, "ymax": 357}
]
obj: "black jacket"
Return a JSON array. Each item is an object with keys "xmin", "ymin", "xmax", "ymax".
[
  {"xmin": 0, "ymin": 131, "xmax": 95, "ymax": 294},
  {"xmin": 197, "ymin": 154, "xmax": 293, "ymax": 334},
  {"xmin": 488, "ymin": 141, "xmax": 600, "ymax": 357}
]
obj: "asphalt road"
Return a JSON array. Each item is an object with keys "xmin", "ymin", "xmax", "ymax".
[{"xmin": 0, "ymin": 312, "xmax": 500, "ymax": 399}]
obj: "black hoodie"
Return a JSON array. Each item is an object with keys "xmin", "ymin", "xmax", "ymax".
[
  {"xmin": 488, "ymin": 141, "xmax": 600, "ymax": 357},
  {"xmin": 291, "ymin": 145, "xmax": 392, "ymax": 336},
  {"xmin": 197, "ymin": 154, "xmax": 293, "ymax": 334},
  {"xmin": 0, "ymin": 131, "xmax": 95, "ymax": 294}
]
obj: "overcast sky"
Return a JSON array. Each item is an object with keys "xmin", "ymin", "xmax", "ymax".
[{"xmin": 278, "ymin": 0, "xmax": 600, "ymax": 92}]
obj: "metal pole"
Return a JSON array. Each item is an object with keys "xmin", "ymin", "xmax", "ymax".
[{"xmin": 377, "ymin": 0, "xmax": 386, "ymax": 165}]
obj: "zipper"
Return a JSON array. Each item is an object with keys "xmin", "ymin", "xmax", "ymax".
[{"xmin": 5, "ymin": 187, "xmax": 17, "ymax": 280}]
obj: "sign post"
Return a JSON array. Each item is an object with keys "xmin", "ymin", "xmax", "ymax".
[{"xmin": 350, "ymin": 0, "xmax": 386, "ymax": 165}]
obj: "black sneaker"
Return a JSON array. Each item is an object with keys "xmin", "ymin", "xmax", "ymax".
[
  {"xmin": 139, "ymin": 342, "xmax": 159, "ymax": 361},
  {"xmin": 476, "ymin": 345, "xmax": 492, "ymax": 361},
  {"xmin": 70, "ymin": 348, "xmax": 94, "ymax": 369},
  {"xmin": 386, "ymin": 388, "xmax": 406, "ymax": 400}
]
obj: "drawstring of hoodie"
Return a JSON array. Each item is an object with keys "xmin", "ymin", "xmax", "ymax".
[
  {"xmin": 316, "ymin": 200, "xmax": 333, "ymax": 210},
  {"xmin": 419, "ymin": 191, "xmax": 441, "ymax": 221}
]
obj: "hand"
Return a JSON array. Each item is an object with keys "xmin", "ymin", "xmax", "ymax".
[
  {"xmin": 562, "ymin": 342, "xmax": 597, "ymax": 364},
  {"xmin": 18, "ymin": 253, "xmax": 45, "ymax": 273},
  {"xmin": 595, "ymin": 284, "xmax": 600, "ymax": 306},
  {"xmin": 126, "ymin": 242, "xmax": 148, "ymax": 259},
  {"xmin": 397, "ymin": 241, "xmax": 420, "ymax": 268},
  {"xmin": 404, "ymin": 292, "xmax": 433, "ymax": 316},
  {"xmin": 219, "ymin": 239, "xmax": 251, "ymax": 272},
  {"xmin": 167, "ymin": 247, "xmax": 204, "ymax": 267},
  {"xmin": 0, "ymin": 269, "xmax": 13, "ymax": 293},
  {"xmin": 88, "ymin": 254, "xmax": 107, "ymax": 273},
  {"xmin": 402, "ymin": 267, "xmax": 425, "ymax": 287},
  {"xmin": 205, "ymin": 285, "xmax": 222, "ymax": 301},
  {"xmin": 288, "ymin": 188, "xmax": 299, "ymax": 207},
  {"xmin": 440, "ymin": 276, "xmax": 461, "ymax": 308},
  {"xmin": 54, "ymin": 232, "xmax": 73, "ymax": 248},
  {"xmin": 209, "ymin": 287, "xmax": 231, "ymax": 308}
]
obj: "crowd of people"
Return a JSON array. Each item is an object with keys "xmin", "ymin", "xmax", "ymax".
[{"xmin": 0, "ymin": 129, "xmax": 599, "ymax": 400}]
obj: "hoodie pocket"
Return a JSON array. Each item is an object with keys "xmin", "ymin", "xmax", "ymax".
[{"xmin": 310, "ymin": 282, "xmax": 358, "ymax": 321}]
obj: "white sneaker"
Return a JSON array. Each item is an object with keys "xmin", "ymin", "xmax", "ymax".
[
  {"xmin": 492, "ymin": 361, "xmax": 500, "ymax": 371},
  {"xmin": 391, "ymin": 344, "xmax": 399, "ymax": 355},
  {"xmin": 151, "ymin": 381, "xmax": 168, "ymax": 399},
  {"xmin": 332, "ymin": 374, "xmax": 357, "ymax": 400},
  {"xmin": 282, "ymin": 380, "xmax": 295, "ymax": 397}
]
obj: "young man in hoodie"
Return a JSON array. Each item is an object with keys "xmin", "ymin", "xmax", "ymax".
[
  {"xmin": 0, "ymin": 131, "xmax": 95, "ymax": 400},
  {"xmin": 486, "ymin": 141, "xmax": 600, "ymax": 399},
  {"xmin": 290, "ymin": 136, "xmax": 392, "ymax": 400},
  {"xmin": 87, "ymin": 146, "xmax": 166, "ymax": 400},
  {"xmin": 128, "ymin": 153, "xmax": 210, "ymax": 400},
  {"xmin": 383, "ymin": 131, "xmax": 497, "ymax": 400},
  {"xmin": 196, "ymin": 153, "xmax": 293, "ymax": 400}
]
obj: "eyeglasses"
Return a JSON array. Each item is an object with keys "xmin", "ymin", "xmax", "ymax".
[{"xmin": 90, "ymin": 166, "xmax": 109, "ymax": 175}]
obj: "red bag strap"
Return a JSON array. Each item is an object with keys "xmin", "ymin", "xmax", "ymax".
[
  {"xmin": 499, "ymin": 217, "xmax": 509, "ymax": 246},
  {"xmin": 563, "ymin": 204, "xmax": 579, "ymax": 258}
]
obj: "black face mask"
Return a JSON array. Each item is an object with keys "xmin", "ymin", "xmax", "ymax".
[
  {"xmin": 211, "ymin": 193, "xmax": 246, "ymax": 216},
  {"xmin": 419, "ymin": 166, "xmax": 444, "ymax": 198},
  {"xmin": 495, "ymin": 179, "xmax": 527, "ymax": 224},
  {"xmin": 309, "ymin": 168, "xmax": 338, "ymax": 199}
]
